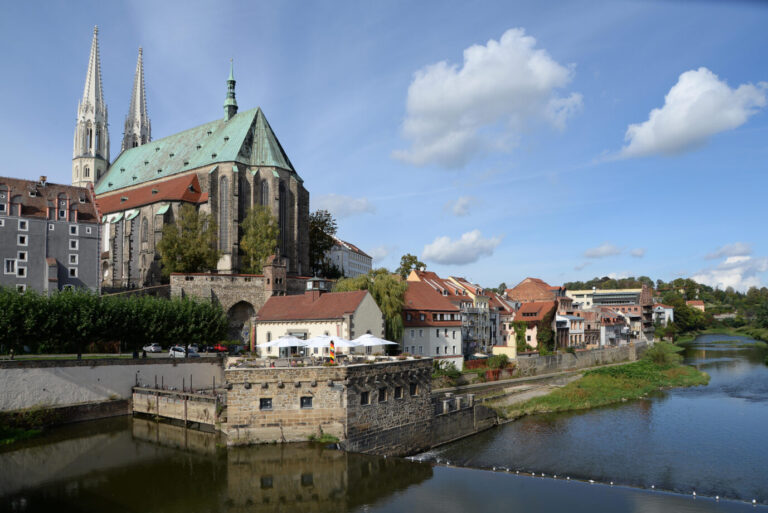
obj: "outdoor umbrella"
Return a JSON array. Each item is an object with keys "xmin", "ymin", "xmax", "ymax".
[
  {"xmin": 273, "ymin": 336, "xmax": 308, "ymax": 348},
  {"xmin": 353, "ymin": 334, "xmax": 399, "ymax": 347}
]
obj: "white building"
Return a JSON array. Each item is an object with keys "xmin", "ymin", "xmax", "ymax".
[
  {"xmin": 653, "ymin": 304, "xmax": 674, "ymax": 326},
  {"xmin": 327, "ymin": 237, "xmax": 372, "ymax": 277}
]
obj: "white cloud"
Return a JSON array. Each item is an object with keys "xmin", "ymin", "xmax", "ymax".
[
  {"xmin": 705, "ymin": 242, "xmax": 752, "ymax": 260},
  {"xmin": 619, "ymin": 67, "xmax": 767, "ymax": 158},
  {"xmin": 445, "ymin": 196, "xmax": 475, "ymax": 217},
  {"xmin": 393, "ymin": 28, "xmax": 581, "ymax": 168},
  {"xmin": 607, "ymin": 271, "xmax": 631, "ymax": 280},
  {"xmin": 692, "ymin": 255, "xmax": 768, "ymax": 292},
  {"xmin": 630, "ymin": 248, "xmax": 646, "ymax": 258},
  {"xmin": 584, "ymin": 242, "xmax": 623, "ymax": 259},
  {"xmin": 313, "ymin": 194, "xmax": 375, "ymax": 218},
  {"xmin": 368, "ymin": 245, "xmax": 394, "ymax": 263},
  {"xmin": 422, "ymin": 230, "xmax": 502, "ymax": 265},
  {"xmin": 574, "ymin": 262, "xmax": 590, "ymax": 271}
]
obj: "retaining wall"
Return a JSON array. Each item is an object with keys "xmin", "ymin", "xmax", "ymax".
[{"xmin": 513, "ymin": 342, "xmax": 644, "ymax": 377}]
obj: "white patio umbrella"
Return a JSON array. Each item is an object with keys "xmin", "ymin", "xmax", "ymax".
[
  {"xmin": 353, "ymin": 334, "xmax": 399, "ymax": 347},
  {"xmin": 305, "ymin": 335, "xmax": 359, "ymax": 354},
  {"xmin": 273, "ymin": 336, "xmax": 308, "ymax": 348}
]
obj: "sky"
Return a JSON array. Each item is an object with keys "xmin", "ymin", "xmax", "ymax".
[{"xmin": 1, "ymin": 0, "xmax": 767, "ymax": 291}]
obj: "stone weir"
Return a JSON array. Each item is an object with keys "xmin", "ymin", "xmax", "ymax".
[{"xmin": 222, "ymin": 359, "xmax": 498, "ymax": 457}]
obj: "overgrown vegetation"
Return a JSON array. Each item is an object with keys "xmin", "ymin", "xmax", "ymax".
[
  {"xmin": 334, "ymin": 269, "xmax": 407, "ymax": 342},
  {"xmin": 0, "ymin": 288, "xmax": 228, "ymax": 356},
  {"xmin": 157, "ymin": 204, "xmax": 220, "ymax": 278},
  {"xmin": 513, "ymin": 321, "xmax": 528, "ymax": 354},
  {"xmin": 308, "ymin": 433, "xmax": 340, "ymax": 444},
  {"xmin": 0, "ymin": 405, "xmax": 59, "ymax": 445},
  {"xmin": 499, "ymin": 343, "xmax": 709, "ymax": 419}
]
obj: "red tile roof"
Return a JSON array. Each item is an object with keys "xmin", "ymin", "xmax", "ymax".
[
  {"xmin": 654, "ymin": 304, "xmax": 673, "ymax": 309},
  {"xmin": 506, "ymin": 278, "xmax": 557, "ymax": 302},
  {"xmin": 686, "ymin": 300, "xmax": 704, "ymax": 306},
  {"xmin": 0, "ymin": 176, "xmax": 98, "ymax": 223},
  {"xmin": 404, "ymin": 281, "xmax": 460, "ymax": 312},
  {"xmin": 513, "ymin": 301, "xmax": 556, "ymax": 322},
  {"xmin": 96, "ymin": 173, "xmax": 208, "ymax": 214},
  {"xmin": 256, "ymin": 290, "xmax": 368, "ymax": 321},
  {"xmin": 332, "ymin": 236, "xmax": 372, "ymax": 259}
]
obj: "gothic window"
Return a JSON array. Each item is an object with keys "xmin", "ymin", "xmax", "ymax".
[
  {"xmin": 261, "ymin": 180, "xmax": 269, "ymax": 206},
  {"xmin": 219, "ymin": 176, "xmax": 229, "ymax": 251},
  {"xmin": 87, "ymin": 126, "xmax": 93, "ymax": 152},
  {"xmin": 141, "ymin": 218, "xmax": 148, "ymax": 244},
  {"xmin": 278, "ymin": 181, "xmax": 287, "ymax": 255},
  {"xmin": 84, "ymin": 167, "xmax": 90, "ymax": 178},
  {"xmin": 96, "ymin": 127, "xmax": 101, "ymax": 154}
]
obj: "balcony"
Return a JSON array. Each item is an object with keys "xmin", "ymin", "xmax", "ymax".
[{"xmin": 462, "ymin": 307, "xmax": 484, "ymax": 314}]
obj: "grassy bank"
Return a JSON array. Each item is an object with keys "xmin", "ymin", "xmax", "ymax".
[
  {"xmin": 674, "ymin": 326, "xmax": 768, "ymax": 345},
  {"xmin": 0, "ymin": 405, "xmax": 59, "ymax": 446},
  {"xmin": 499, "ymin": 343, "xmax": 709, "ymax": 419},
  {"xmin": 0, "ymin": 426, "xmax": 41, "ymax": 445}
]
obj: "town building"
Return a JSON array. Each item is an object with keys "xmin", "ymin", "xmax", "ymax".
[
  {"xmin": 558, "ymin": 314, "xmax": 585, "ymax": 348},
  {"xmin": 402, "ymin": 280, "xmax": 463, "ymax": 366},
  {"xmin": 0, "ymin": 176, "xmax": 100, "ymax": 293},
  {"xmin": 653, "ymin": 304, "xmax": 675, "ymax": 326},
  {"xmin": 254, "ymin": 278, "xmax": 385, "ymax": 355},
  {"xmin": 509, "ymin": 300, "xmax": 556, "ymax": 351},
  {"xmin": 71, "ymin": 28, "xmax": 309, "ymax": 289},
  {"xmin": 686, "ymin": 300, "xmax": 705, "ymax": 312},
  {"xmin": 327, "ymin": 236, "xmax": 372, "ymax": 277},
  {"xmin": 488, "ymin": 292, "xmax": 518, "ymax": 349},
  {"xmin": 565, "ymin": 286, "xmax": 654, "ymax": 342}
]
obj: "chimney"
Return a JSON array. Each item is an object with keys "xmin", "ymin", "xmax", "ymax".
[{"xmin": 39, "ymin": 176, "xmax": 47, "ymax": 186}]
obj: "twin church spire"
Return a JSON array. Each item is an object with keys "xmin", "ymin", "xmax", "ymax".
[{"xmin": 122, "ymin": 47, "xmax": 151, "ymax": 152}]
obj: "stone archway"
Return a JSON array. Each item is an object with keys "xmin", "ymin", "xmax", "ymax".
[{"xmin": 227, "ymin": 301, "xmax": 255, "ymax": 343}]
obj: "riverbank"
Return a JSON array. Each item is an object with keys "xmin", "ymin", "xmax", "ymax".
[
  {"xmin": 675, "ymin": 327, "xmax": 768, "ymax": 345},
  {"xmin": 495, "ymin": 344, "xmax": 709, "ymax": 420}
]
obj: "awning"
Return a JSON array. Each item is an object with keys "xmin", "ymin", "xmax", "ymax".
[
  {"xmin": 125, "ymin": 209, "xmax": 140, "ymax": 221},
  {"xmin": 155, "ymin": 204, "xmax": 170, "ymax": 215}
]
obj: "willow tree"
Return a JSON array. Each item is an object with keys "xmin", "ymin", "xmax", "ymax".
[
  {"xmin": 334, "ymin": 268, "xmax": 407, "ymax": 342},
  {"xmin": 240, "ymin": 205, "xmax": 279, "ymax": 274},
  {"xmin": 157, "ymin": 204, "xmax": 219, "ymax": 277}
]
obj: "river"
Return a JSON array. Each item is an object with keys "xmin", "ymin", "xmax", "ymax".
[{"xmin": 1, "ymin": 334, "xmax": 766, "ymax": 513}]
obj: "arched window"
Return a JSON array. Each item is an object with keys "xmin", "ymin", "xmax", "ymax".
[
  {"xmin": 87, "ymin": 126, "xmax": 93, "ymax": 152},
  {"xmin": 141, "ymin": 217, "xmax": 148, "ymax": 244},
  {"xmin": 261, "ymin": 180, "xmax": 269, "ymax": 206},
  {"xmin": 95, "ymin": 127, "xmax": 101, "ymax": 154},
  {"xmin": 84, "ymin": 167, "xmax": 90, "ymax": 178},
  {"xmin": 278, "ymin": 181, "xmax": 287, "ymax": 255},
  {"xmin": 219, "ymin": 176, "xmax": 229, "ymax": 251}
]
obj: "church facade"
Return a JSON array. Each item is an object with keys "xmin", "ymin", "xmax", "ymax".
[{"xmin": 72, "ymin": 28, "xmax": 310, "ymax": 288}]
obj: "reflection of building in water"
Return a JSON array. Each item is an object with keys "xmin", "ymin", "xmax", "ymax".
[
  {"xmin": 132, "ymin": 416, "xmax": 222, "ymax": 455},
  {"xmin": 225, "ymin": 444, "xmax": 432, "ymax": 513}
]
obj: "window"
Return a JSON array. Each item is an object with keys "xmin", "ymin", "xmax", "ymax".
[
  {"xmin": 267, "ymin": 332, "xmax": 272, "ymax": 342},
  {"xmin": 17, "ymin": 267, "xmax": 26, "ymax": 278},
  {"xmin": 141, "ymin": 217, "xmax": 148, "ymax": 244},
  {"xmin": 59, "ymin": 210, "xmax": 65, "ymax": 219},
  {"xmin": 452, "ymin": 346, "xmax": 456, "ymax": 354},
  {"xmin": 219, "ymin": 176, "xmax": 229, "ymax": 250},
  {"xmin": 378, "ymin": 387, "xmax": 387, "ymax": 403},
  {"xmin": 406, "ymin": 313, "xmax": 412, "ymax": 321},
  {"xmin": 85, "ymin": 227, "xmax": 92, "ymax": 235},
  {"xmin": 394, "ymin": 386, "xmax": 403, "ymax": 399},
  {"xmin": 69, "ymin": 225, "xmax": 78, "ymax": 235},
  {"xmin": 48, "ymin": 224, "xmax": 54, "ymax": 231},
  {"xmin": 0, "ymin": 219, "xmax": 4, "ymax": 226},
  {"xmin": 0, "ymin": 204, "xmax": 5, "ymax": 213},
  {"xmin": 18, "ymin": 220, "xmax": 28, "ymax": 231},
  {"xmin": 4, "ymin": 259, "xmax": 15, "ymax": 274},
  {"xmin": 436, "ymin": 347, "xmax": 440, "ymax": 355},
  {"xmin": 16, "ymin": 284, "xmax": 26, "ymax": 293},
  {"xmin": 419, "ymin": 329, "xmax": 423, "ymax": 337},
  {"xmin": 260, "ymin": 476, "xmax": 273, "ymax": 489},
  {"xmin": 69, "ymin": 267, "xmax": 78, "ymax": 278},
  {"xmin": 419, "ymin": 314, "xmax": 425, "ymax": 321},
  {"xmin": 17, "ymin": 234, "xmax": 27, "ymax": 246},
  {"xmin": 360, "ymin": 391, "xmax": 370, "ymax": 405},
  {"xmin": 419, "ymin": 346, "xmax": 423, "ymax": 354},
  {"xmin": 527, "ymin": 335, "xmax": 531, "ymax": 342},
  {"xmin": 301, "ymin": 473, "xmax": 314, "ymax": 487},
  {"xmin": 410, "ymin": 329, "xmax": 415, "ymax": 338},
  {"xmin": 452, "ymin": 330, "xmax": 456, "ymax": 339},
  {"xmin": 259, "ymin": 398, "xmax": 272, "ymax": 410},
  {"xmin": 69, "ymin": 254, "xmax": 78, "ymax": 265},
  {"xmin": 410, "ymin": 383, "xmax": 418, "ymax": 396},
  {"xmin": 300, "ymin": 396, "xmax": 313, "ymax": 409},
  {"xmin": 69, "ymin": 239, "xmax": 78, "ymax": 250}
]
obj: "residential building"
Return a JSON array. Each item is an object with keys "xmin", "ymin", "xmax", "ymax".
[
  {"xmin": 71, "ymin": 28, "xmax": 309, "ymax": 288},
  {"xmin": 566, "ymin": 285, "xmax": 654, "ymax": 343},
  {"xmin": 687, "ymin": 300, "xmax": 705, "ymax": 312},
  {"xmin": 0, "ymin": 176, "xmax": 100, "ymax": 293},
  {"xmin": 401, "ymin": 280, "xmax": 463, "ymax": 365},
  {"xmin": 598, "ymin": 308, "xmax": 631, "ymax": 347},
  {"xmin": 254, "ymin": 282, "xmax": 384, "ymax": 356},
  {"xmin": 510, "ymin": 301, "xmax": 557, "ymax": 350},
  {"xmin": 653, "ymin": 304, "xmax": 675, "ymax": 326},
  {"xmin": 489, "ymin": 292, "xmax": 518, "ymax": 349},
  {"xmin": 558, "ymin": 314, "xmax": 585, "ymax": 348},
  {"xmin": 327, "ymin": 236, "xmax": 372, "ymax": 277}
]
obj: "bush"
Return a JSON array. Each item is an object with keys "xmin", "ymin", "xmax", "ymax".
[
  {"xmin": 432, "ymin": 360, "xmax": 461, "ymax": 380},
  {"xmin": 487, "ymin": 354, "xmax": 509, "ymax": 369},
  {"xmin": 644, "ymin": 342, "xmax": 683, "ymax": 366}
]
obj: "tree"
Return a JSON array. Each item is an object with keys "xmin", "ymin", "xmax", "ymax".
[
  {"xmin": 334, "ymin": 268, "xmax": 408, "ymax": 342},
  {"xmin": 240, "ymin": 205, "xmax": 280, "ymax": 274},
  {"xmin": 396, "ymin": 253, "xmax": 426, "ymax": 280},
  {"xmin": 309, "ymin": 209, "xmax": 338, "ymax": 277},
  {"xmin": 157, "ymin": 204, "xmax": 219, "ymax": 277}
]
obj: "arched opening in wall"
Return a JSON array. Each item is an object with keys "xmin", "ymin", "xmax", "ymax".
[
  {"xmin": 227, "ymin": 301, "xmax": 255, "ymax": 343},
  {"xmin": 84, "ymin": 167, "xmax": 90, "ymax": 178},
  {"xmin": 261, "ymin": 180, "xmax": 269, "ymax": 206},
  {"xmin": 219, "ymin": 176, "xmax": 229, "ymax": 251},
  {"xmin": 279, "ymin": 181, "xmax": 287, "ymax": 257}
]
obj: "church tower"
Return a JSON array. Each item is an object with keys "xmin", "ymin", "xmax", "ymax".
[
  {"xmin": 72, "ymin": 26, "xmax": 110, "ymax": 188},
  {"xmin": 223, "ymin": 60, "xmax": 238, "ymax": 121},
  {"xmin": 121, "ymin": 47, "xmax": 151, "ymax": 152}
]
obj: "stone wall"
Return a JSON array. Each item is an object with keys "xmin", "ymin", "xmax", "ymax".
[
  {"xmin": 513, "ymin": 342, "xmax": 645, "ymax": 377},
  {"xmin": 430, "ymin": 394, "xmax": 499, "ymax": 447},
  {"xmin": 132, "ymin": 388, "xmax": 220, "ymax": 426},
  {"xmin": 0, "ymin": 358, "xmax": 224, "ymax": 413}
]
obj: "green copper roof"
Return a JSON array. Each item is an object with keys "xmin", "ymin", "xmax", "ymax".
[{"xmin": 95, "ymin": 108, "xmax": 299, "ymax": 195}]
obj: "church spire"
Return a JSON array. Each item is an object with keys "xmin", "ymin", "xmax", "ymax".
[
  {"xmin": 72, "ymin": 26, "xmax": 109, "ymax": 188},
  {"xmin": 122, "ymin": 47, "xmax": 151, "ymax": 152},
  {"xmin": 224, "ymin": 59, "xmax": 238, "ymax": 121}
]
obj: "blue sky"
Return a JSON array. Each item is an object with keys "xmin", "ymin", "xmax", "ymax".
[{"xmin": 2, "ymin": 0, "xmax": 767, "ymax": 290}]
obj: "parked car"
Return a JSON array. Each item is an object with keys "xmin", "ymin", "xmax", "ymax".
[
  {"xmin": 142, "ymin": 343, "xmax": 162, "ymax": 353},
  {"xmin": 189, "ymin": 344, "xmax": 199, "ymax": 353},
  {"xmin": 228, "ymin": 344, "xmax": 244, "ymax": 356},
  {"xmin": 169, "ymin": 345, "xmax": 200, "ymax": 358},
  {"xmin": 206, "ymin": 343, "xmax": 228, "ymax": 353}
]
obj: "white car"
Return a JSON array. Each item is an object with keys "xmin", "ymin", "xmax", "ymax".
[
  {"xmin": 142, "ymin": 343, "xmax": 162, "ymax": 353},
  {"xmin": 169, "ymin": 345, "xmax": 200, "ymax": 358}
]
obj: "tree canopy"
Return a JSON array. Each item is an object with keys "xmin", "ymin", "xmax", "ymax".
[
  {"xmin": 309, "ymin": 209, "xmax": 338, "ymax": 277},
  {"xmin": 334, "ymin": 268, "xmax": 407, "ymax": 342},
  {"xmin": 157, "ymin": 204, "xmax": 219, "ymax": 277},
  {"xmin": 240, "ymin": 205, "xmax": 279, "ymax": 274},
  {"xmin": 396, "ymin": 253, "xmax": 426, "ymax": 280}
]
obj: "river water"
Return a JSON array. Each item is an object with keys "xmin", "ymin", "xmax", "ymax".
[{"xmin": 1, "ymin": 334, "xmax": 766, "ymax": 513}]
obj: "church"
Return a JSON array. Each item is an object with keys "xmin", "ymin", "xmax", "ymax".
[{"xmin": 72, "ymin": 27, "xmax": 310, "ymax": 288}]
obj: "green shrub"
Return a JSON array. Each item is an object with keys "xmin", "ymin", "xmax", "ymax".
[
  {"xmin": 643, "ymin": 342, "xmax": 683, "ymax": 366},
  {"xmin": 487, "ymin": 354, "xmax": 509, "ymax": 369},
  {"xmin": 432, "ymin": 360, "xmax": 461, "ymax": 379}
]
